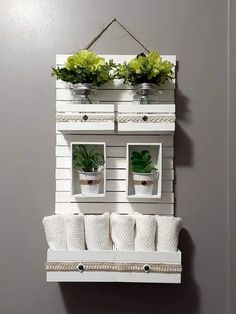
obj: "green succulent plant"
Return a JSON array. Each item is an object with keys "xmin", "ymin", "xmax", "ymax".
[
  {"xmin": 131, "ymin": 150, "xmax": 156, "ymax": 173},
  {"xmin": 116, "ymin": 51, "xmax": 174, "ymax": 86},
  {"xmin": 73, "ymin": 145, "xmax": 104, "ymax": 172},
  {"xmin": 52, "ymin": 50, "xmax": 116, "ymax": 86}
]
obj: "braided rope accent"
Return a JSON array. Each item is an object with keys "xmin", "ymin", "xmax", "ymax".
[
  {"xmin": 118, "ymin": 114, "xmax": 175, "ymax": 123},
  {"xmin": 57, "ymin": 114, "xmax": 114, "ymax": 123},
  {"xmin": 46, "ymin": 261, "xmax": 182, "ymax": 273}
]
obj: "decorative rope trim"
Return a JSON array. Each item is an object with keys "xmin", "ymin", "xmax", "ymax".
[
  {"xmin": 118, "ymin": 114, "xmax": 176, "ymax": 124},
  {"xmin": 57, "ymin": 114, "xmax": 114, "ymax": 123},
  {"xmin": 46, "ymin": 261, "xmax": 182, "ymax": 274},
  {"xmin": 133, "ymin": 180, "xmax": 153, "ymax": 186},
  {"xmin": 79, "ymin": 179, "xmax": 101, "ymax": 185}
]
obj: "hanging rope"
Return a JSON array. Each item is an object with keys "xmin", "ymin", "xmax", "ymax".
[{"xmin": 83, "ymin": 18, "xmax": 150, "ymax": 53}]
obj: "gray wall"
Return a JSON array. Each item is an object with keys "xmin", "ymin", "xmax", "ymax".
[{"xmin": 0, "ymin": 0, "xmax": 234, "ymax": 313}]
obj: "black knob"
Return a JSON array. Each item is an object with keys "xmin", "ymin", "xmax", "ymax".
[
  {"xmin": 77, "ymin": 263, "xmax": 85, "ymax": 272},
  {"xmin": 141, "ymin": 181, "xmax": 147, "ymax": 186},
  {"xmin": 143, "ymin": 264, "xmax": 150, "ymax": 273},
  {"xmin": 87, "ymin": 180, "xmax": 93, "ymax": 185},
  {"xmin": 142, "ymin": 115, "xmax": 148, "ymax": 121},
  {"xmin": 82, "ymin": 114, "xmax": 88, "ymax": 121}
]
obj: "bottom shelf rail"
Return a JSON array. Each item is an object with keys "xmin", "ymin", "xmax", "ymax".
[{"xmin": 46, "ymin": 250, "xmax": 182, "ymax": 283}]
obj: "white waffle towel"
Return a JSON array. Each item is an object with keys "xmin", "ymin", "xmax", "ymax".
[
  {"xmin": 84, "ymin": 213, "xmax": 112, "ymax": 250},
  {"xmin": 156, "ymin": 215, "xmax": 183, "ymax": 252},
  {"xmin": 111, "ymin": 213, "xmax": 135, "ymax": 251},
  {"xmin": 42, "ymin": 215, "xmax": 67, "ymax": 250},
  {"xmin": 134, "ymin": 213, "xmax": 156, "ymax": 251},
  {"xmin": 64, "ymin": 214, "xmax": 85, "ymax": 250}
]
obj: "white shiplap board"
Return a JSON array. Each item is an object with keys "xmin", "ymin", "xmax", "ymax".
[{"xmin": 54, "ymin": 55, "xmax": 176, "ymax": 215}]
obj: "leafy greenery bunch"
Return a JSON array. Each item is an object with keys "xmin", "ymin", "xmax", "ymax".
[
  {"xmin": 116, "ymin": 51, "xmax": 174, "ymax": 86},
  {"xmin": 52, "ymin": 50, "xmax": 116, "ymax": 86},
  {"xmin": 73, "ymin": 145, "xmax": 104, "ymax": 172},
  {"xmin": 131, "ymin": 150, "xmax": 156, "ymax": 173}
]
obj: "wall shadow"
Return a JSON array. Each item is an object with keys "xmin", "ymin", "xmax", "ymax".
[
  {"xmin": 59, "ymin": 229, "xmax": 200, "ymax": 314},
  {"xmin": 174, "ymin": 84, "xmax": 194, "ymax": 167}
]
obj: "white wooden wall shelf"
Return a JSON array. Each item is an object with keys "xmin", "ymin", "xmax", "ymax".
[
  {"xmin": 71, "ymin": 142, "xmax": 106, "ymax": 198},
  {"xmin": 46, "ymin": 250, "xmax": 181, "ymax": 283},
  {"xmin": 57, "ymin": 104, "xmax": 115, "ymax": 133},
  {"xmin": 117, "ymin": 104, "xmax": 175, "ymax": 133},
  {"xmin": 46, "ymin": 53, "xmax": 180, "ymax": 284},
  {"xmin": 126, "ymin": 143, "xmax": 162, "ymax": 198}
]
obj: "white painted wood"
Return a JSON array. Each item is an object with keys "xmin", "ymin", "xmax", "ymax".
[
  {"xmin": 56, "ymin": 179, "xmax": 173, "ymax": 192},
  {"xmin": 56, "ymin": 155, "xmax": 173, "ymax": 169},
  {"xmin": 105, "ymin": 157, "xmax": 173, "ymax": 169},
  {"xmin": 56, "ymin": 79, "xmax": 176, "ymax": 90},
  {"xmin": 56, "ymin": 168, "xmax": 174, "ymax": 181},
  {"xmin": 118, "ymin": 123, "xmax": 175, "ymax": 133},
  {"xmin": 57, "ymin": 122, "xmax": 114, "ymax": 133},
  {"xmin": 55, "ymin": 202, "xmax": 174, "ymax": 215},
  {"xmin": 56, "ymin": 89, "xmax": 174, "ymax": 103},
  {"xmin": 56, "ymin": 134, "xmax": 174, "ymax": 146},
  {"xmin": 47, "ymin": 271, "xmax": 180, "ymax": 283},
  {"xmin": 55, "ymin": 146, "xmax": 174, "ymax": 159},
  {"xmin": 57, "ymin": 103, "xmax": 114, "ymax": 112},
  {"xmin": 47, "ymin": 249, "xmax": 181, "ymax": 283},
  {"xmin": 47, "ymin": 249, "xmax": 181, "ymax": 263},
  {"xmin": 118, "ymin": 104, "xmax": 175, "ymax": 113},
  {"xmin": 55, "ymin": 191, "xmax": 174, "ymax": 203}
]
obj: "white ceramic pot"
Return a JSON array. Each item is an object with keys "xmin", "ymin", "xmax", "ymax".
[
  {"xmin": 78, "ymin": 171, "xmax": 102, "ymax": 195},
  {"xmin": 132, "ymin": 172, "xmax": 158, "ymax": 195}
]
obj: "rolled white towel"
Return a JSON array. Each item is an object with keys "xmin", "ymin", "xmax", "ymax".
[
  {"xmin": 111, "ymin": 213, "xmax": 135, "ymax": 251},
  {"xmin": 64, "ymin": 214, "xmax": 85, "ymax": 250},
  {"xmin": 134, "ymin": 213, "xmax": 156, "ymax": 251},
  {"xmin": 42, "ymin": 215, "xmax": 67, "ymax": 250},
  {"xmin": 156, "ymin": 215, "xmax": 183, "ymax": 252},
  {"xmin": 84, "ymin": 213, "xmax": 112, "ymax": 250}
]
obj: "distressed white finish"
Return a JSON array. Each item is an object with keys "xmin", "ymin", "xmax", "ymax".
[
  {"xmin": 48, "ymin": 54, "xmax": 179, "ymax": 283},
  {"xmin": 55, "ymin": 55, "xmax": 176, "ymax": 215},
  {"xmin": 57, "ymin": 104, "xmax": 115, "ymax": 133},
  {"xmin": 46, "ymin": 249, "xmax": 181, "ymax": 283},
  {"xmin": 118, "ymin": 104, "xmax": 175, "ymax": 133},
  {"xmin": 56, "ymin": 55, "xmax": 176, "ymax": 134}
]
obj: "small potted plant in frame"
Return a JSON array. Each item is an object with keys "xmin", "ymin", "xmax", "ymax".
[
  {"xmin": 52, "ymin": 50, "xmax": 116, "ymax": 104},
  {"xmin": 131, "ymin": 150, "xmax": 158, "ymax": 195},
  {"xmin": 73, "ymin": 145, "xmax": 105, "ymax": 195},
  {"xmin": 116, "ymin": 51, "xmax": 174, "ymax": 104}
]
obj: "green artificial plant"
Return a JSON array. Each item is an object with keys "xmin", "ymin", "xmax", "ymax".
[
  {"xmin": 73, "ymin": 145, "xmax": 104, "ymax": 172},
  {"xmin": 52, "ymin": 50, "xmax": 116, "ymax": 86},
  {"xmin": 116, "ymin": 51, "xmax": 174, "ymax": 86},
  {"xmin": 131, "ymin": 150, "xmax": 156, "ymax": 173}
]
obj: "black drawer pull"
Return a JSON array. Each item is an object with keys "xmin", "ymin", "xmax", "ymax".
[{"xmin": 142, "ymin": 115, "xmax": 148, "ymax": 121}]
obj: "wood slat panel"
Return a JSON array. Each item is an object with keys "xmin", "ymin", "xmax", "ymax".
[
  {"xmin": 56, "ymin": 79, "xmax": 176, "ymax": 90},
  {"xmin": 56, "ymin": 179, "xmax": 173, "ymax": 192},
  {"xmin": 55, "ymin": 146, "xmax": 174, "ymax": 159},
  {"xmin": 55, "ymin": 168, "xmax": 174, "ymax": 181},
  {"xmin": 56, "ymin": 89, "xmax": 174, "ymax": 103},
  {"xmin": 55, "ymin": 202, "xmax": 174, "ymax": 215},
  {"xmin": 56, "ymin": 134, "xmax": 174, "ymax": 146},
  {"xmin": 57, "ymin": 104, "xmax": 114, "ymax": 112},
  {"xmin": 55, "ymin": 191, "xmax": 174, "ymax": 203}
]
